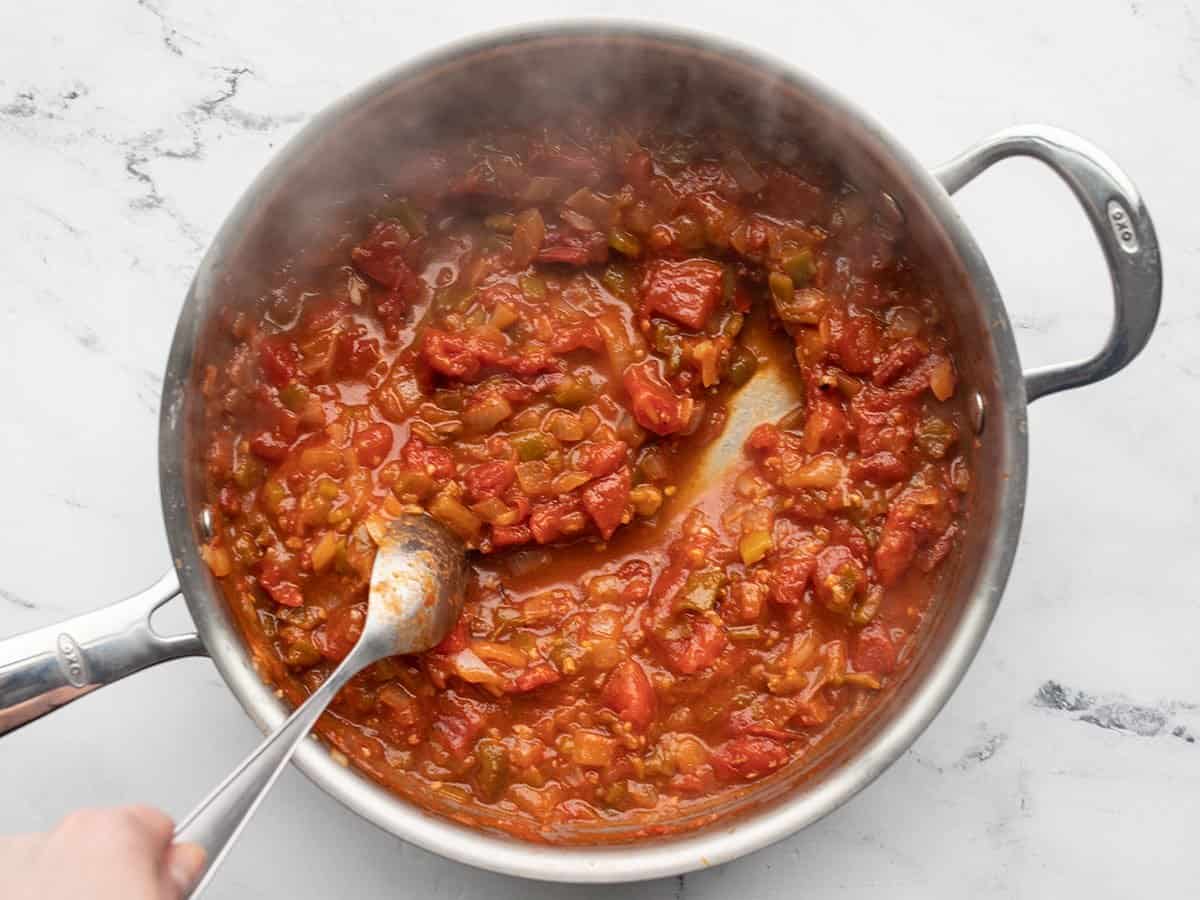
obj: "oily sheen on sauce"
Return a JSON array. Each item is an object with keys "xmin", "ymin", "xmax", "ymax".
[{"xmin": 198, "ymin": 121, "xmax": 970, "ymax": 843}]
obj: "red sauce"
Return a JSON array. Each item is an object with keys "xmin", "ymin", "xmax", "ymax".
[{"xmin": 198, "ymin": 123, "xmax": 970, "ymax": 842}]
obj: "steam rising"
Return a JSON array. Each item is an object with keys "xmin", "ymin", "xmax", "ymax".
[{"xmin": 201, "ymin": 34, "xmax": 906, "ymax": 318}]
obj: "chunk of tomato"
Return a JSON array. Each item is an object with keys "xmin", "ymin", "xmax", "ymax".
[
  {"xmin": 660, "ymin": 617, "xmax": 727, "ymax": 675},
  {"xmin": 257, "ymin": 560, "xmax": 303, "ymax": 608},
  {"xmin": 850, "ymin": 450, "xmax": 910, "ymax": 484},
  {"xmin": 259, "ymin": 338, "xmax": 301, "ymax": 388},
  {"xmin": 600, "ymin": 659, "xmax": 656, "ymax": 731},
  {"xmin": 529, "ymin": 495, "xmax": 582, "ymax": 544},
  {"xmin": 770, "ymin": 552, "xmax": 818, "ymax": 606},
  {"xmin": 802, "ymin": 396, "xmax": 848, "ymax": 453},
  {"xmin": 421, "ymin": 329, "xmax": 484, "ymax": 380},
  {"xmin": 249, "ymin": 430, "xmax": 290, "ymax": 462},
  {"xmin": 353, "ymin": 423, "xmax": 394, "ymax": 468},
  {"xmin": 431, "ymin": 617, "xmax": 470, "ymax": 656},
  {"xmin": 617, "ymin": 559, "xmax": 653, "ymax": 604},
  {"xmin": 623, "ymin": 362, "xmax": 689, "ymax": 436},
  {"xmin": 574, "ymin": 440, "xmax": 628, "ymax": 478},
  {"xmin": 581, "ymin": 467, "xmax": 631, "ymax": 540},
  {"xmin": 351, "ymin": 221, "xmax": 418, "ymax": 292},
  {"xmin": 337, "ymin": 329, "xmax": 383, "ymax": 379},
  {"xmin": 745, "ymin": 422, "xmax": 782, "ymax": 455},
  {"xmin": 400, "ymin": 435, "xmax": 455, "ymax": 480},
  {"xmin": 872, "ymin": 337, "xmax": 928, "ymax": 387},
  {"xmin": 464, "ymin": 460, "xmax": 516, "ymax": 501},
  {"xmin": 317, "ymin": 602, "xmax": 366, "ymax": 662},
  {"xmin": 711, "ymin": 735, "xmax": 789, "ymax": 781},
  {"xmin": 874, "ymin": 524, "xmax": 917, "ymax": 586},
  {"xmin": 431, "ymin": 693, "xmax": 492, "ymax": 759},
  {"xmin": 640, "ymin": 258, "xmax": 725, "ymax": 330},
  {"xmin": 507, "ymin": 662, "xmax": 562, "ymax": 694},
  {"xmin": 853, "ymin": 623, "xmax": 897, "ymax": 675},
  {"xmin": 549, "ymin": 322, "xmax": 603, "ymax": 354},
  {"xmin": 825, "ymin": 309, "xmax": 882, "ymax": 375},
  {"xmin": 490, "ymin": 523, "xmax": 532, "ymax": 548},
  {"xmin": 536, "ymin": 230, "xmax": 608, "ymax": 266}
]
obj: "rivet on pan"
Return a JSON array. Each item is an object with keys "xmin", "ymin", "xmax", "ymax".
[
  {"xmin": 968, "ymin": 391, "xmax": 986, "ymax": 434},
  {"xmin": 198, "ymin": 506, "xmax": 215, "ymax": 540}
]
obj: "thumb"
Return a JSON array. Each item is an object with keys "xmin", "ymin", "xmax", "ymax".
[{"xmin": 163, "ymin": 842, "xmax": 206, "ymax": 898}]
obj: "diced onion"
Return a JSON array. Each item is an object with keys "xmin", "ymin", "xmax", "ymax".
[
  {"xmin": 570, "ymin": 730, "xmax": 616, "ymax": 767},
  {"xmin": 462, "ymin": 394, "xmax": 514, "ymax": 432},
  {"xmin": 739, "ymin": 530, "xmax": 773, "ymax": 566},
  {"xmin": 200, "ymin": 544, "xmax": 232, "ymax": 577},
  {"xmin": 551, "ymin": 470, "xmax": 592, "ymax": 494},
  {"xmin": 451, "ymin": 648, "xmax": 505, "ymax": 689},
  {"xmin": 782, "ymin": 453, "xmax": 847, "ymax": 490},
  {"xmin": 929, "ymin": 359, "xmax": 956, "ymax": 401},
  {"xmin": 516, "ymin": 460, "xmax": 555, "ymax": 495},
  {"xmin": 470, "ymin": 640, "xmax": 529, "ymax": 669},
  {"xmin": 310, "ymin": 532, "xmax": 340, "ymax": 573},
  {"xmin": 428, "ymin": 493, "xmax": 483, "ymax": 541}
]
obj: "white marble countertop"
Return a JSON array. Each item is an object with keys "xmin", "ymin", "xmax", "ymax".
[{"xmin": 2, "ymin": 1, "xmax": 1197, "ymax": 896}]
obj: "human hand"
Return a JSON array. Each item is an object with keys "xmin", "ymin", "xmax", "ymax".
[{"xmin": 0, "ymin": 805, "xmax": 205, "ymax": 900}]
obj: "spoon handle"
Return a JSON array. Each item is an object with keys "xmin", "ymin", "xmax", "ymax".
[{"xmin": 174, "ymin": 654, "xmax": 363, "ymax": 897}]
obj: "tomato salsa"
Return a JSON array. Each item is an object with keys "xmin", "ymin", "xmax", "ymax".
[{"xmin": 198, "ymin": 122, "xmax": 970, "ymax": 842}]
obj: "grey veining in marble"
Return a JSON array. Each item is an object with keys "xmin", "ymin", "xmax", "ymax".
[{"xmin": 2, "ymin": 1, "xmax": 1197, "ymax": 897}]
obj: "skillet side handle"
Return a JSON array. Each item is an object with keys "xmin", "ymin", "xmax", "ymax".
[
  {"xmin": 934, "ymin": 125, "xmax": 1162, "ymax": 403},
  {"xmin": 0, "ymin": 570, "xmax": 204, "ymax": 737}
]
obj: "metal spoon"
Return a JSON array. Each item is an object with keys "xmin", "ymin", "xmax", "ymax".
[{"xmin": 174, "ymin": 513, "xmax": 468, "ymax": 897}]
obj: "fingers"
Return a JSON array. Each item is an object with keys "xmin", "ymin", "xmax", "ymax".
[
  {"xmin": 119, "ymin": 805, "xmax": 176, "ymax": 850},
  {"xmin": 3, "ymin": 806, "xmax": 197, "ymax": 900},
  {"xmin": 56, "ymin": 805, "xmax": 172, "ymax": 849},
  {"xmin": 163, "ymin": 842, "xmax": 206, "ymax": 898},
  {"xmin": 53, "ymin": 806, "xmax": 185, "ymax": 900}
]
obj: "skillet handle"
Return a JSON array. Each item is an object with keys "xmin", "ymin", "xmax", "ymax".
[
  {"xmin": 0, "ymin": 570, "xmax": 204, "ymax": 736},
  {"xmin": 934, "ymin": 125, "xmax": 1162, "ymax": 403}
]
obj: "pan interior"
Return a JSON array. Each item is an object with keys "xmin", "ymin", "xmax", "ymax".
[{"xmin": 160, "ymin": 26, "xmax": 1026, "ymax": 881}]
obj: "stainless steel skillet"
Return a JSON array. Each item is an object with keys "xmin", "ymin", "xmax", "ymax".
[{"xmin": 0, "ymin": 23, "xmax": 1161, "ymax": 884}]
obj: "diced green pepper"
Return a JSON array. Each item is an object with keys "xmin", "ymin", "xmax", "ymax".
[
  {"xmin": 512, "ymin": 430, "xmax": 552, "ymax": 461},
  {"xmin": 674, "ymin": 568, "xmax": 726, "ymax": 614},
  {"xmin": 433, "ymin": 282, "xmax": 472, "ymax": 311},
  {"xmin": 233, "ymin": 455, "xmax": 264, "ymax": 490},
  {"xmin": 608, "ymin": 227, "xmax": 642, "ymax": 258},
  {"xmin": 278, "ymin": 382, "xmax": 310, "ymax": 413},
  {"xmin": 781, "ymin": 248, "xmax": 816, "ymax": 285},
  {"xmin": 602, "ymin": 263, "xmax": 633, "ymax": 299},
  {"xmin": 474, "ymin": 739, "xmax": 509, "ymax": 803},
  {"xmin": 727, "ymin": 345, "xmax": 759, "ymax": 387},
  {"xmin": 769, "ymin": 271, "xmax": 795, "ymax": 308},
  {"xmin": 552, "ymin": 376, "xmax": 595, "ymax": 408},
  {"xmin": 381, "ymin": 198, "xmax": 427, "ymax": 237},
  {"xmin": 518, "ymin": 273, "xmax": 547, "ymax": 300},
  {"xmin": 651, "ymin": 321, "xmax": 678, "ymax": 354}
]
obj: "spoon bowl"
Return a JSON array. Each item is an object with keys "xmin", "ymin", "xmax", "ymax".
[
  {"xmin": 364, "ymin": 513, "xmax": 472, "ymax": 658},
  {"xmin": 174, "ymin": 514, "xmax": 467, "ymax": 896}
]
